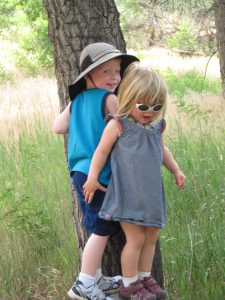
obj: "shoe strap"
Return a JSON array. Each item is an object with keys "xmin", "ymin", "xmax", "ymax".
[
  {"xmin": 143, "ymin": 277, "xmax": 157, "ymax": 287},
  {"xmin": 129, "ymin": 281, "xmax": 144, "ymax": 293}
]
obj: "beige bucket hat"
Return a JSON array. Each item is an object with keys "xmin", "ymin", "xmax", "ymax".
[{"xmin": 68, "ymin": 42, "xmax": 139, "ymax": 100}]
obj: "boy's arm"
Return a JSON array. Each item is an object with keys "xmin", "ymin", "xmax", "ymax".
[
  {"xmin": 83, "ymin": 119, "xmax": 120, "ymax": 203},
  {"xmin": 52, "ymin": 101, "xmax": 72, "ymax": 134},
  {"xmin": 162, "ymin": 138, "xmax": 186, "ymax": 189}
]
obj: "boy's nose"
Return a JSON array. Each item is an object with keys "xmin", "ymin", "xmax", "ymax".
[{"xmin": 111, "ymin": 74, "xmax": 120, "ymax": 82}]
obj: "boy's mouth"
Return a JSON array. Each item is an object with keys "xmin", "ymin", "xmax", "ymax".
[{"xmin": 107, "ymin": 83, "xmax": 117, "ymax": 89}]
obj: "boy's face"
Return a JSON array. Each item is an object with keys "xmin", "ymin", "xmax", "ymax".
[{"xmin": 85, "ymin": 58, "xmax": 121, "ymax": 92}]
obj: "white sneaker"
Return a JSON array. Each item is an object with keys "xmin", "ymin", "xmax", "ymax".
[
  {"xmin": 68, "ymin": 279, "xmax": 113, "ymax": 300},
  {"xmin": 96, "ymin": 275, "xmax": 122, "ymax": 294}
]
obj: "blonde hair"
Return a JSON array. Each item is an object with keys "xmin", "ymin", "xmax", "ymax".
[{"xmin": 117, "ymin": 62, "xmax": 167, "ymax": 123}]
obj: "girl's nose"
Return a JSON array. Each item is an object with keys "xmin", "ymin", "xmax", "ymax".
[{"xmin": 145, "ymin": 111, "xmax": 155, "ymax": 116}]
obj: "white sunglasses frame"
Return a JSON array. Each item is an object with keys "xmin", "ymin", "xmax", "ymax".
[{"xmin": 135, "ymin": 103, "xmax": 163, "ymax": 112}]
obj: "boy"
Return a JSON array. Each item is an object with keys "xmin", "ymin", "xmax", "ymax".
[{"xmin": 53, "ymin": 42, "xmax": 138, "ymax": 300}]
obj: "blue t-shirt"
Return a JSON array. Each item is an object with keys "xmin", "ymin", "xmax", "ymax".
[{"xmin": 68, "ymin": 89, "xmax": 111, "ymax": 185}]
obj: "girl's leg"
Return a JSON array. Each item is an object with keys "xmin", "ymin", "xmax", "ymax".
[
  {"xmin": 138, "ymin": 227, "xmax": 168, "ymax": 299},
  {"xmin": 119, "ymin": 223, "xmax": 156, "ymax": 299},
  {"xmin": 120, "ymin": 222, "xmax": 145, "ymax": 279},
  {"xmin": 138, "ymin": 227, "xmax": 160, "ymax": 273}
]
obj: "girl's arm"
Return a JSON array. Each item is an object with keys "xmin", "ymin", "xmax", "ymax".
[
  {"xmin": 83, "ymin": 118, "xmax": 120, "ymax": 203},
  {"xmin": 52, "ymin": 101, "xmax": 72, "ymax": 134},
  {"xmin": 162, "ymin": 137, "xmax": 186, "ymax": 189},
  {"xmin": 105, "ymin": 94, "xmax": 118, "ymax": 114}
]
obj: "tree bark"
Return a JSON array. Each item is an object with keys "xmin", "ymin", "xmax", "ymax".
[
  {"xmin": 43, "ymin": 0, "xmax": 164, "ymax": 288},
  {"xmin": 214, "ymin": 0, "xmax": 225, "ymax": 98}
]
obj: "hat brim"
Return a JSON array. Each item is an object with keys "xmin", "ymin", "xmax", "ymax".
[{"xmin": 69, "ymin": 53, "xmax": 139, "ymax": 101}]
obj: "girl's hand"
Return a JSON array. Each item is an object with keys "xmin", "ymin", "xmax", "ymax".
[
  {"xmin": 83, "ymin": 179, "xmax": 107, "ymax": 203},
  {"xmin": 173, "ymin": 169, "xmax": 186, "ymax": 189}
]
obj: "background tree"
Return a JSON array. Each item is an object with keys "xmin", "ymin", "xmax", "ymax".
[
  {"xmin": 214, "ymin": 0, "xmax": 225, "ymax": 98},
  {"xmin": 0, "ymin": 0, "xmax": 52, "ymax": 75},
  {"xmin": 43, "ymin": 0, "xmax": 164, "ymax": 287},
  {"xmin": 115, "ymin": 0, "xmax": 215, "ymax": 51}
]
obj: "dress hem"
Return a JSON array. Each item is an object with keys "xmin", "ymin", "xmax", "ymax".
[{"xmin": 98, "ymin": 214, "xmax": 166, "ymax": 229}]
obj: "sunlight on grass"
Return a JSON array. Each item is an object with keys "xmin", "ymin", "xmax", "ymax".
[
  {"xmin": 0, "ymin": 76, "xmax": 59, "ymax": 143},
  {"xmin": 132, "ymin": 47, "xmax": 220, "ymax": 78}
]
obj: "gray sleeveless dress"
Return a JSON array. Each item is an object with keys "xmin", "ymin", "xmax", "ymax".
[{"xmin": 99, "ymin": 116, "xmax": 167, "ymax": 228}]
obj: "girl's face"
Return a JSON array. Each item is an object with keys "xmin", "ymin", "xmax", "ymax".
[
  {"xmin": 130, "ymin": 102, "xmax": 162, "ymax": 124},
  {"xmin": 86, "ymin": 58, "xmax": 121, "ymax": 92}
]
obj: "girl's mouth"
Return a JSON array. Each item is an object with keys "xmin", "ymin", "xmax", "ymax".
[{"xmin": 142, "ymin": 116, "xmax": 152, "ymax": 123}]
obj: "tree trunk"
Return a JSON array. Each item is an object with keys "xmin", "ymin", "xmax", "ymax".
[
  {"xmin": 214, "ymin": 0, "xmax": 225, "ymax": 98},
  {"xmin": 43, "ymin": 0, "xmax": 164, "ymax": 288}
]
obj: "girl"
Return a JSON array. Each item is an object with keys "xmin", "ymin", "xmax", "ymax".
[{"xmin": 83, "ymin": 62, "xmax": 186, "ymax": 300}]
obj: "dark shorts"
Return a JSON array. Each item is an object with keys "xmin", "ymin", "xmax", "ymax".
[{"xmin": 72, "ymin": 171, "xmax": 121, "ymax": 236}]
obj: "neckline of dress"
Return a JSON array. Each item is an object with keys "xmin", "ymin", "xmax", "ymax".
[{"xmin": 127, "ymin": 116, "xmax": 153, "ymax": 130}]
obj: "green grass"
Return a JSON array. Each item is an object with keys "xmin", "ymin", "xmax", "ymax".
[
  {"xmin": 0, "ymin": 68, "xmax": 224, "ymax": 299},
  {"xmin": 0, "ymin": 120, "xmax": 78, "ymax": 300},
  {"xmin": 161, "ymin": 117, "xmax": 225, "ymax": 299},
  {"xmin": 161, "ymin": 68, "xmax": 221, "ymax": 99}
]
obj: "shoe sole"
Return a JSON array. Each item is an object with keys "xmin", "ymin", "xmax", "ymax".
[
  {"xmin": 104, "ymin": 287, "xmax": 119, "ymax": 294},
  {"xmin": 119, "ymin": 294, "xmax": 139, "ymax": 300},
  {"xmin": 68, "ymin": 289, "xmax": 114, "ymax": 300},
  {"xmin": 68, "ymin": 289, "xmax": 86, "ymax": 300},
  {"xmin": 119, "ymin": 293, "xmax": 157, "ymax": 300}
]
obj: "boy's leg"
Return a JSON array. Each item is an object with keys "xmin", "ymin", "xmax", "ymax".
[
  {"xmin": 81, "ymin": 234, "xmax": 108, "ymax": 276},
  {"xmin": 81, "ymin": 235, "xmax": 121, "ymax": 294},
  {"xmin": 68, "ymin": 233, "xmax": 121, "ymax": 299},
  {"xmin": 69, "ymin": 173, "xmax": 121, "ymax": 298},
  {"xmin": 68, "ymin": 234, "xmax": 114, "ymax": 299}
]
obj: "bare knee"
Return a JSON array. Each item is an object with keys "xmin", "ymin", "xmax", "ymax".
[
  {"xmin": 145, "ymin": 227, "xmax": 160, "ymax": 245},
  {"xmin": 123, "ymin": 225, "xmax": 146, "ymax": 249}
]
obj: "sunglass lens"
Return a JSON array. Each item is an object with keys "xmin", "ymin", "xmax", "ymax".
[
  {"xmin": 138, "ymin": 104, "xmax": 150, "ymax": 111},
  {"xmin": 153, "ymin": 104, "xmax": 162, "ymax": 111}
]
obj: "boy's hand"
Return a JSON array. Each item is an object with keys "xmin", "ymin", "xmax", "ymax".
[
  {"xmin": 173, "ymin": 169, "xmax": 186, "ymax": 189},
  {"xmin": 83, "ymin": 179, "xmax": 107, "ymax": 203}
]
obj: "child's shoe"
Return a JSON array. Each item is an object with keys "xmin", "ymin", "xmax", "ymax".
[
  {"xmin": 96, "ymin": 275, "xmax": 122, "ymax": 294},
  {"xmin": 141, "ymin": 276, "xmax": 168, "ymax": 300},
  {"xmin": 68, "ymin": 279, "xmax": 113, "ymax": 300},
  {"xmin": 119, "ymin": 279, "xmax": 156, "ymax": 300}
]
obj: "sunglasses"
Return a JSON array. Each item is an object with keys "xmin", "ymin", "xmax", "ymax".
[{"xmin": 135, "ymin": 103, "xmax": 163, "ymax": 112}]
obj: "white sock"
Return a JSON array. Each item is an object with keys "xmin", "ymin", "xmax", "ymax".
[
  {"xmin": 122, "ymin": 275, "xmax": 138, "ymax": 287},
  {"xmin": 78, "ymin": 273, "xmax": 96, "ymax": 288},
  {"xmin": 138, "ymin": 271, "xmax": 151, "ymax": 280},
  {"xmin": 95, "ymin": 268, "xmax": 102, "ymax": 282}
]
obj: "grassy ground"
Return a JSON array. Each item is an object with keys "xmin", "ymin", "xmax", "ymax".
[{"xmin": 0, "ymin": 49, "xmax": 224, "ymax": 299}]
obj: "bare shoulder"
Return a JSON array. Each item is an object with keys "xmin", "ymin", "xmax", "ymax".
[
  {"xmin": 106, "ymin": 117, "xmax": 122, "ymax": 138},
  {"xmin": 105, "ymin": 94, "xmax": 118, "ymax": 114},
  {"xmin": 105, "ymin": 117, "xmax": 121, "ymax": 137}
]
